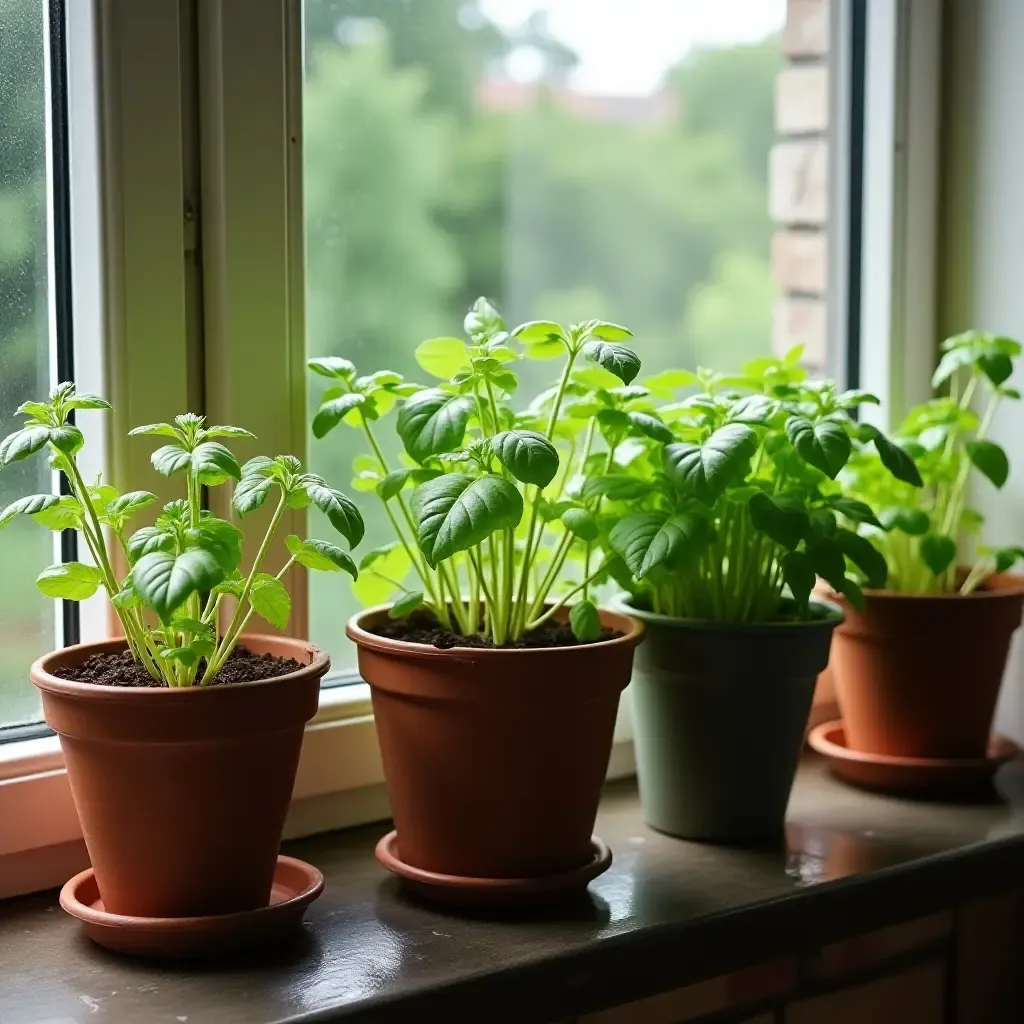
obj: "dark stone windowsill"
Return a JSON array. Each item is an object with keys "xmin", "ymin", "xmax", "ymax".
[{"xmin": 2, "ymin": 755, "xmax": 1024, "ymax": 1023}]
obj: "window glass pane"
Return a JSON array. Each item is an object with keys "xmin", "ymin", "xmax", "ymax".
[
  {"xmin": 303, "ymin": 0, "xmax": 789, "ymax": 669},
  {"xmin": 0, "ymin": 0, "xmax": 59, "ymax": 727}
]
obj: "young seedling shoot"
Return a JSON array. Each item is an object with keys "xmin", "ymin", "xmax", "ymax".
[
  {"xmin": 309, "ymin": 298, "xmax": 641, "ymax": 643},
  {"xmin": 0, "ymin": 383, "xmax": 363, "ymax": 685},
  {"xmin": 844, "ymin": 330, "xmax": 1024, "ymax": 593}
]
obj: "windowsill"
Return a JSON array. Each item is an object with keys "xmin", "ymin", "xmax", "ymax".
[{"xmin": 2, "ymin": 755, "xmax": 1024, "ymax": 1023}]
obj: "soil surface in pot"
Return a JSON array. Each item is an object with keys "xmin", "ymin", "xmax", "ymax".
[
  {"xmin": 369, "ymin": 611, "xmax": 620, "ymax": 649},
  {"xmin": 54, "ymin": 646, "xmax": 301, "ymax": 687}
]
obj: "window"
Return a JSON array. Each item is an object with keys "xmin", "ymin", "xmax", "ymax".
[{"xmin": 302, "ymin": 0, "xmax": 791, "ymax": 671}]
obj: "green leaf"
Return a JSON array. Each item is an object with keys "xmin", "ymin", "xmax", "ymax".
[
  {"xmin": 66, "ymin": 393, "xmax": 112, "ymax": 411},
  {"xmin": 978, "ymin": 353, "xmax": 1013, "ymax": 386},
  {"xmin": 864, "ymin": 427, "xmax": 924, "ymax": 486},
  {"xmin": 133, "ymin": 548, "xmax": 225, "ymax": 620},
  {"xmin": 111, "ymin": 576, "xmax": 140, "ymax": 610},
  {"xmin": 151, "ymin": 444, "xmax": 193, "ymax": 476},
  {"xmin": 781, "ymin": 550, "xmax": 815, "ymax": 612},
  {"xmin": 491, "ymin": 429, "xmax": 559, "ymax": 487},
  {"xmin": 581, "ymin": 340, "xmax": 641, "ymax": 385},
  {"xmin": 285, "ymin": 535, "xmax": 357, "ymax": 577},
  {"xmin": 837, "ymin": 389, "xmax": 881, "ymax": 409},
  {"xmin": 610, "ymin": 511, "xmax": 708, "ymax": 579},
  {"xmin": 808, "ymin": 539, "xmax": 848, "ymax": 592},
  {"xmin": 879, "ymin": 507, "xmax": 930, "ymax": 535},
  {"xmin": 932, "ymin": 345, "xmax": 978, "ymax": 388},
  {"xmin": 464, "ymin": 298, "xmax": 505, "ymax": 342},
  {"xmin": 0, "ymin": 425, "xmax": 52, "ymax": 467},
  {"xmin": 581, "ymin": 476, "xmax": 655, "ymax": 502},
  {"xmin": 203, "ymin": 425, "xmax": 256, "ymax": 440},
  {"xmin": 16, "ymin": 400, "xmax": 53, "ymax": 421},
  {"xmin": 920, "ymin": 533, "xmax": 957, "ymax": 576},
  {"xmin": 786, "ymin": 417, "xmax": 851, "ymax": 479},
  {"xmin": 626, "ymin": 411, "xmax": 673, "ymax": 442},
  {"xmin": 664, "ymin": 424, "xmax": 758, "ymax": 505},
  {"xmin": 0, "ymin": 494, "xmax": 59, "ymax": 529},
  {"xmin": 36, "ymin": 562, "xmax": 104, "ymax": 601},
  {"xmin": 561, "ymin": 507, "xmax": 599, "ymax": 541},
  {"xmin": 353, "ymin": 544, "xmax": 410, "ymax": 605},
  {"xmin": 825, "ymin": 496, "xmax": 883, "ymax": 529},
  {"xmin": 748, "ymin": 492, "xmax": 808, "ymax": 551},
  {"xmin": 308, "ymin": 356, "xmax": 356, "ymax": 381},
  {"xmin": 186, "ymin": 517, "xmax": 243, "ymax": 573},
  {"xmin": 250, "ymin": 574, "xmax": 291, "ymax": 629},
  {"xmin": 191, "ymin": 442, "xmax": 241, "ymax": 485},
  {"xmin": 312, "ymin": 393, "xmax": 366, "ymax": 438},
  {"xmin": 47, "ymin": 426, "xmax": 85, "ymax": 455},
  {"xmin": 160, "ymin": 636, "xmax": 215, "ymax": 668},
  {"xmin": 305, "ymin": 481, "xmax": 364, "ymax": 546},
  {"xmin": 728, "ymin": 395, "xmax": 777, "ymax": 425},
  {"xmin": 521, "ymin": 338, "xmax": 564, "ymax": 360},
  {"xmin": 569, "ymin": 599, "xmax": 601, "ymax": 641},
  {"xmin": 993, "ymin": 546, "xmax": 1024, "ymax": 573},
  {"xmin": 389, "ymin": 591, "xmax": 424, "ymax": 619},
  {"xmin": 232, "ymin": 473, "xmax": 274, "ymax": 515},
  {"xmin": 106, "ymin": 491, "xmax": 157, "ymax": 519},
  {"xmin": 32, "ymin": 496, "xmax": 83, "ymax": 531},
  {"xmin": 411, "ymin": 473, "xmax": 524, "ymax": 568},
  {"xmin": 396, "ymin": 388, "xmax": 474, "ymax": 463},
  {"xmin": 212, "ymin": 571, "xmax": 246, "ymax": 598},
  {"xmin": 643, "ymin": 369, "xmax": 698, "ymax": 396},
  {"xmin": 126, "ymin": 525, "xmax": 176, "ymax": 561},
  {"xmin": 589, "ymin": 321, "xmax": 633, "ymax": 342},
  {"xmin": 128, "ymin": 422, "xmax": 180, "ymax": 438},
  {"xmin": 836, "ymin": 530, "xmax": 888, "ymax": 588},
  {"xmin": 966, "ymin": 439, "xmax": 1010, "ymax": 488},
  {"xmin": 415, "ymin": 337, "xmax": 469, "ymax": 379},
  {"xmin": 511, "ymin": 320, "xmax": 563, "ymax": 344}
]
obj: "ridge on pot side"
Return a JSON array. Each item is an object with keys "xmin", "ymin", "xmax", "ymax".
[
  {"xmin": 584, "ymin": 349, "xmax": 920, "ymax": 842},
  {"xmin": 310, "ymin": 299, "xmax": 644, "ymax": 904},
  {"xmin": 0, "ymin": 385, "xmax": 365, "ymax": 933},
  {"xmin": 833, "ymin": 330, "xmax": 1024, "ymax": 762}
]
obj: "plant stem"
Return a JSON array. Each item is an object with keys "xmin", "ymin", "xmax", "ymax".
[{"xmin": 526, "ymin": 556, "xmax": 613, "ymax": 632}]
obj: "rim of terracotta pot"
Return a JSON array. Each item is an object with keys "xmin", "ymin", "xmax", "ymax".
[
  {"xmin": 819, "ymin": 570, "xmax": 1024, "ymax": 605},
  {"xmin": 611, "ymin": 592, "xmax": 844, "ymax": 633},
  {"xmin": 30, "ymin": 634, "xmax": 330, "ymax": 702},
  {"xmin": 346, "ymin": 603, "xmax": 644, "ymax": 661}
]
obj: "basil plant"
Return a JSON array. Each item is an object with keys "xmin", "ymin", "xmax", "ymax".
[
  {"xmin": 309, "ymin": 299, "xmax": 641, "ymax": 643},
  {"xmin": 844, "ymin": 330, "xmax": 1023, "ymax": 594},
  {"xmin": 0, "ymin": 384, "xmax": 363, "ymax": 685},
  {"xmin": 578, "ymin": 349, "xmax": 923, "ymax": 622}
]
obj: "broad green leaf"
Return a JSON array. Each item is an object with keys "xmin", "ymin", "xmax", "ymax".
[
  {"xmin": 32, "ymin": 496, "xmax": 83, "ymax": 531},
  {"xmin": 126, "ymin": 525, "xmax": 176, "ymax": 561},
  {"xmin": 786, "ymin": 417, "xmax": 851, "ymax": 479},
  {"xmin": 204, "ymin": 425, "xmax": 256, "ymax": 440},
  {"xmin": 863, "ymin": 426, "xmax": 924, "ymax": 486},
  {"xmin": 111, "ymin": 577, "xmax": 140, "ymax": 610},
  {"xmin": 979, "ymin": 353, "xmax": 1013, "ymax": 386},
  {"xmin": 16, "ymin": 400, "xmax": 52, "ymax": 421},
  {"xmin": 610, "ymin": 510, "xmax": 708, "ymax": 579},
  {"xmin": 537, "ymin": 498, "xmax": 578, "ymax": 521},
  {"xmin": 728, "ymin": 395, "xmax": 777, "ymax": 425},
  {"xmin": 396, "ymin": 388, "xmax": 474, "ymax": 463},
  {"xmin": 511, "ymin": 320, "xmax": 562, "ymax": 344},
  {"xmin": 569, "ymin": 599, "xmax": 601, "ymax": 641},
  {"xmin": 415, "ymin": 337, "xmax": 469, "ymax": 379},
  {"xmin": 808, "ymin": 539, "xmax": 848, "ymax": 592},
  {"xmin": 232, "ymin": 473, "xmax": 274, "ymax": 515},
  {"xmin": 389, "ymin": 591, "xmax": 424, "ymax": 619},
  {"xmin": 879, "ymin": 507, "xmax": 930, "ymax": 535},
  {"xmin": 151, "ymin": 444, "xmax": 193, "ymax": 477},
  {"xmin": 932, "ymin": 345, "xmax": 978, "ymax": 388},
  {"xmin": 250, "ymin": 574, "xmax": 291, "ymax": 629},
  {"xmin": 464, "ymin": 297, "xmax": 505, "ymax": 342},
  {"xmin": 491, "ymin": 429, "xmax": 559, "ymax": 487},
  {"xmin": 993, "ymin": 546, "xmax": 1024, "ymax": 573},
  {"xmin": 966, "ymin": 439, "xmax": 1009, "ymax": 488},
  {"xmin": 920, "ymin": 533, "xmax": 957, "ymax": 576},
  {"xmin": 836, "ymin": 529, "xmax": 888, "ymax": 588},
  {"xmin": 128, "ymin": 423, "xmax": 181, "ymax": 439},
  {"xmin": 47, "ymin": 426, "xmax": 85, "ymax": 455},
  {"xmin": 411, "ymin": 473, "xmax": 523, "ymax": 568},
  {"xmin": 781, "ymin": 550, "xmax": 815, "ymax": 611},
  {"xmin": 353, "ymin": 543, "xmax": 410, "ymax": 605},
  {"xmin": 0, "ymin": 494, "xmax": 59, "ymax": 529},
  {"xmin": 0, "ymin": 425, "xmax": 51, "ymax": 467},
  {"xmin": 106, "ymin": 491, "xmax": 157, "ymax": 518},
  {"xmin": 191, "ymin": 442, "xmax": 241, "ymax": 484},
  {"xmin": 312, "ymin": 393, "xmax": 366, "ymax": 438},
  {"xmin": 748, "ymin": 492, "xmax": 808, "ymax": 551},
  {"xmin": 240, "ymin": 455, "xmax": 275, "ymax": 478},
  {"xmin": 837, "ymin": 389, "xmax": 881, "ymax": 408},
  {"xmin": 378, "ymin": 470, "xmax": 413, "ymax": 502},
  {"xmin": 133, "ymin": 548, "xmax": 225, "ymax": 620},
  {"xmin": 825, "ymin": 496, "xmax": 883, "ymax": 529},
  {"xmin": 581, "ymin": 340, "xmax": 641, "ymax": 385},
  {"xmin": 589, "ymin": 321, "xmax": 633, "ymax": 342},
  {"xmin": 561, "ymin": 507, "xmax": 599, "ymax": 541},
  {"xmin": 36, "ymin": 562, "xmax": 104, "ymax": 601},
  {"xmin": 212, "ymin": 571, "xmax": 246, "ymax": 598},
  {"xmin": 664, "ymin": 424, "xmax": 758, "ymax": 505},
  {"xmin": 305, "ymin": 481, "xmax": 365, "ymax": 546},
  {"xmin": 521, "ymin": 338, "xmax": 564, "ymax": 360},
  {"xmin": 643, "ymin": 368, "xmax": 698, "ymax": 397},
  {"xmin": 186, "ymin": 517, "xmax": 243, "ymax": 573},
  {"xmin": 627, "ymin": 411, "xmax": 673, "ymax": 442},
  {"xmin": 285, "ymin": 535, "xmax": 357, "ymax": 577},
  {"xmin": 66, "ymin": 393, "xmax": 112, "ymax": 411},
  {"xmin": 308, "ymin": 356, "xmax": 356, "ymax": 381},
  {"xmin": 581, "ymin": 476, "xmax": 656, "ymax": 502}
]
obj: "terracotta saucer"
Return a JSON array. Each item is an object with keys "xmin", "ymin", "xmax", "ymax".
[
  {"xmin": 60, "ymin": 855, "xmax": 323, "ymax": 958},
  {"xmin": 375, "ymin": 831, "xmax": 612, "ymax": 908},
  {"xmin": 809, "ymin": 720, "xmax": 1019, "ymax": 798}
]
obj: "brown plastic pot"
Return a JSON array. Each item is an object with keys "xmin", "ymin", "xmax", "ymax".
[
  {"xmin": 347, "ymin": 605, "xmax": 643, "ymax": 882},
  {"xmin": 31, "ymin": 635, "xmax": 328, "ymax": 919},
  {"xmin": 827, "ymin": 573, "xmax": 1024, "ymax": 759}
]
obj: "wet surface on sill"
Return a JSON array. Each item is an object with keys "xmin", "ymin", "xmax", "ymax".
[{"xmin": 2, "ymin": 756, "xmax": 1024, "ymax": 1024}]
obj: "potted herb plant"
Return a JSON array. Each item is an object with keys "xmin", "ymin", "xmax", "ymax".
[
  {"xmin": 310, "ymin": 300, "xmax": 643, "ymax": 903},
  {"xmin": 587, "ymin": 350, "xmax": 920, "ymax": 841},
  {"xmin": 827, "ymin": 330, "xmax": 1024, "ymax": 760},
  {"xmin": 1, "ymin": 385, "xmax": 363, "ymax": 929}
]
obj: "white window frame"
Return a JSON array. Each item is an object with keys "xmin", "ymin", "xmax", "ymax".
[{"xmin": 0, "ymin": 0, "xmax": 942, "ymax": 899}]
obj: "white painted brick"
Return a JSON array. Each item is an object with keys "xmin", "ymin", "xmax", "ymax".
[
  {"xmin": 770, "ymin": 141, "xmax": 828, "ymax": 226},
  {"xmin": 783, "ymin": 0, "xmax": 830, "ymax": 58},
  {"xmin": 773, "ymin": 296, "xmax": 827, "ymax": 368},
  {"xmin": 772, "ymin": 231, "xmax": 828, "ymax": 294},
  {"xmin": 776, "ymin": 65, "xmax": 829, "ymax": 135}
]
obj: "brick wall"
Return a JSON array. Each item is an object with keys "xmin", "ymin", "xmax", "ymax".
[{"xmin": 771, "ymin": 0, "xmax": 830, "ymax": 374}]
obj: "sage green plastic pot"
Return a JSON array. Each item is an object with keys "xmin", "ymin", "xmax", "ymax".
[{"xmin": 616, "ymin": 594, "xmax": 843, "ymax": 843}]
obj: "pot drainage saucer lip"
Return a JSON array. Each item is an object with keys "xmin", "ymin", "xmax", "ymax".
[
  {"xmin": 375, "ymin": 831, "xmax": 612, "ymax": 908},
  {"xmin": 60, "ymin": 855, "xmax": 323, "ymax": 958},
  {"xmin": 809, "ymin": 720, "xmax": 1019, "ymax": 799}
]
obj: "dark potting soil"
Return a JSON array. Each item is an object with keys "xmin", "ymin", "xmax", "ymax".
[
  {"xmin": 369, "ymin": 611, "xmax": 621, "ymax": 650},
  {"xmin": 54, "ymin": 646, "xmax": 301, "ymax": 687}
]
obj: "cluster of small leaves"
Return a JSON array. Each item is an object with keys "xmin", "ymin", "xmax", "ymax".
[
  {"xmin": 0, "ymin": 390, "xmax": 363, "ymax": 685},
  {"xmin": 843, "ymin": 331, "xmax": 1023, "ymax": 593},
  {"xmin": 574, "ymin": 348, "xmax": 923, "ymax": 621}
]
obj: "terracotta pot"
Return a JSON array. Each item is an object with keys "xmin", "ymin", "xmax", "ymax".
[
  {"xmin": 31, "ymin": 635, "xmax": 328, "ymax": 918},
  {"xmin": 827, "ymin": 573, "xmax": 1024, "ymax": 759},
  {"xmin": 347, "ymin": 605, "xmax": 643, "ymax": 880},
  {"xmin": 617, "ymin": 595, "xmax": 842, "ymax": 842}
]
